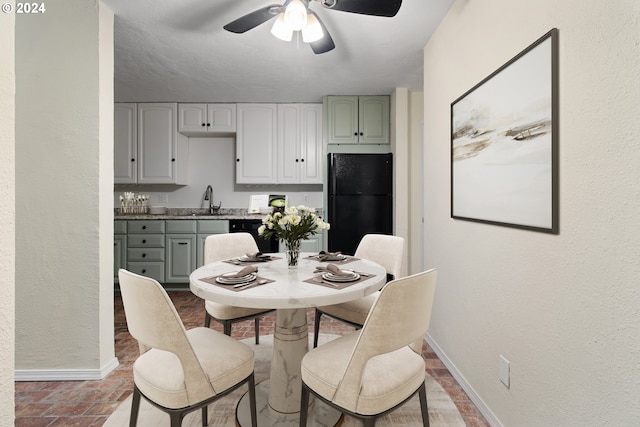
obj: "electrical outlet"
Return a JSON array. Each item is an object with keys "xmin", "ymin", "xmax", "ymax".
[
  {"xmin": 499, "ymin": 355, "xmax": 510, "ymax": 388},
  {"xmin": 157, "ymin": 193, "xmax": 168, "ymax": 204}
]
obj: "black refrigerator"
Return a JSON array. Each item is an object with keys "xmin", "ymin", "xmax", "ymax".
[{"xmin": 327, "ymin": 153, "xmax": 393, "ymax": 255}]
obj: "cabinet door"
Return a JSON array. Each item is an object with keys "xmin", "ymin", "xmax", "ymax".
[
  {"xmin": 277, "ymin": 104, "xmax": 323, "ymax": 184},
  {"xmin": 236, "ymin": 104, "xmax": 277, "ymax": 184},
  {"xmin": 178, "ymin": 103, "xmax": 207, "ymax": 134},
  {"xmin": 114, "ymin": 103, "xmax": 137, "ymax": 183},
  {"xmin": 137, "ymin": 103, "xmax": 178, "ymax": 184},
  {"xmin": 165, "ymin": 234, "xmax": 197, "ymax": 283},
  {"xmin": 327, "ymin": 96, "xmax": 359, "ymax": 145},
  {"xmin": 207, "ymin": 104, "xmax": 236, "ymax": 133},
  {"xmin": 299, "ymin": 104, "xmax": 323, "ymax": 183},
  {"xmin": 114, "ymin": 234, "xmax": 127, "ymax": 283},
  {"xmin": 277, "ymin": 104, "xmax": 301, "ymax": 184},
  {"xmin": 359, "ymin": 96, "xmax": 389, "ymax": 144}
]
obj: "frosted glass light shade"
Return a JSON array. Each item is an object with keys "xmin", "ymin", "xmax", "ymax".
[
  {"xmin": 271, "ymin": 13, "xmax": 293, "ymax": 41},
  {"xmin": 302, "ymin": 13, "xmax": 323, "ymax": 43},
  {"xmin": 284, "ymin": 0, "xmax": 307, "ymax": 31}
]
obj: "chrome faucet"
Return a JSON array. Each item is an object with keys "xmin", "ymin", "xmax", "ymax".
[{"xmin": 204, "ymin": 185, "xmax": 214, "ymax": 213}]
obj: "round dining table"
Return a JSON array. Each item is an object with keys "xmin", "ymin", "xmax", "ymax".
[{"xmin": 189, "ymin": 252, "xmax": 387, "ymax": 427}]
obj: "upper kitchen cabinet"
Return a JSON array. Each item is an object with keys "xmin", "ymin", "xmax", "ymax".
[
  {"xmin": 178, "ymin": 103, "xmax": 236, "ymax": 136},
  {"xmin": 114, "ymin": 103, "xmax": 137, "ymax": 183},
  {"xmin": 277, "ymin": 104, "xmax": 323, "ymax": 184},
  {"xmin": 137, "ymin": 103, "xmax": 188, "ymax": 184},
  {"xmin": 236, "ymin": 104, "xmax": 277, "ymax": 184},
  {"xmin": 114, "ymin": 102, "xmax": 187, "ymax": 185},
  {"xmin": 327, "ymin": 95, "xmax": 389, "ymax": 145}
]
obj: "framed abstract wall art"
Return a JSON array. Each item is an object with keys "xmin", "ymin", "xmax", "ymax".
[{"xmin": 451, "ymin": 28, "xmax": 559, "ymax": 234}]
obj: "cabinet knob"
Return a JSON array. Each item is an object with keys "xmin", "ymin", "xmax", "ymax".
[
  {"xmin": 142, "ymin": 239, "xmax": 146, "ymax": 244},
  {"xmin": 142, "ymin": 253, "xmax": 146, "ymax": 258},
  {"xmin": 141, "ymin": 269, "xmax": 146, "ymax": 274},
  {"xmin": 359, "ymin": 132, "xmax": 363, "ymax": 136},
  {"xmin": 301, "ymin": 158, "xmax": 305, "ymax": 162},
  {"xmin": 178, "ymin": 242, "xmax": 187, "ymax": 245},
  {"xmin": 172, "ymin": 158, "xmax": 175, "ymax": 162},
  {"xmin": 206, "ymin": 123, "xmax": 211, "ymax": 127},
  {"xmin": 354, "ymin": 132, "xmax": 358, "ymax": 136},
  {"xmin": 201, "ymin": 123, "xmax": 206, "ymax": 127},
  {"xmin": 131, "ymin": 158, "xmax": 135, "ymax": 162},
  {"xmin": 236, "ymin": 159, "xmax": 240, "ymax": 162},
  {"xmin": 295, "ymin": 159, "xmax": 299, "ymax": 162},
  {"xmin": 142, "ymin": 225, "xmax": 146, "ymax": 230}
]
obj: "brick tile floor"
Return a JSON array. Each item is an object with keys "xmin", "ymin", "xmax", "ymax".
[{"xmin": 15, "ymin": 291, "xmax": 490, "ymax": 427}]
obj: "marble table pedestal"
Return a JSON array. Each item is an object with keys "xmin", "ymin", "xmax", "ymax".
[{"xmin": 236, "ymin": 308, "xmax": 342, "ymax": 426}]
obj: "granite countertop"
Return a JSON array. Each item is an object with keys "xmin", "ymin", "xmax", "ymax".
[
  {"xmin": 114, "ymin": 207, "xmax": 324, "ymax": 221},
  {"xmin": 114, "ymin": 208, "xmax": 265, "ymax": 221}
]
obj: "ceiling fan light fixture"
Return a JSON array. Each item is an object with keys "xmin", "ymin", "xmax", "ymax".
[
  {"xmin": 302, "ymin": 13, "xmax": 323, "ymax": 43},
  {"xmin": 284, "ymin": 0, "xmax": 307, "ymax": 31},
  {"xmin": 271, "ymin": 13, "xmax": 293, "ymax": 41}
]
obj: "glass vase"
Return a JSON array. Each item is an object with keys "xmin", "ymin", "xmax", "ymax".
[{"xmin": 285, "ymin": 239, "xmax": 301, "ymax": 269}]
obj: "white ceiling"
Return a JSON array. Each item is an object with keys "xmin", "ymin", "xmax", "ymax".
[{"xmin": 102, "ymin": 0, "xmax": 455, "ymax": 103}]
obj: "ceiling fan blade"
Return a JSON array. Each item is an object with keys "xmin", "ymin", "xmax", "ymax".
[
  {"xmin": 223, "ymin": 4, "xmax": 283, "ymax": 33},
  {"xmin": 308, "ymin": 11, "xmax": 335, "ymax": 54},
  {"xmin": 319, "ymin": 0, "xmax": 402, "ymax": 17}
]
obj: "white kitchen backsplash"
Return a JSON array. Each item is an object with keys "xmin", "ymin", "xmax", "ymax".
[{"xmin": 113, "ymin": 136, "xmax": 324, "ymax": 210}]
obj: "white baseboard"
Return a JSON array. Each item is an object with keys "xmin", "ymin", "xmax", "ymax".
[
  {"xmin": 15, "ymin": 356, "xmax": 119, "ymax": 382},
  {"xmin": 425, "ymin": 333, "xmax": 502, "ymax": 427}
]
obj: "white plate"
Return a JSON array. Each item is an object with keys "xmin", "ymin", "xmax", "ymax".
[
  {"xmin": 322, "ymin": 272, "xmax": 360, "ymax": 282},
  {"xmin": 216, "ymin": 272, "xmax": 257, "ymax": 285}
]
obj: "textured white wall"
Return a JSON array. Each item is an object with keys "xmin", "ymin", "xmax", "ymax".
[
  {"xmin": 15, "ymin": 0, "xmax": 116, "ymax": 374},
  {"xmin": 0, "ymin": 6, "xmax": 15, "ymax": 423},
  {"xmin": 423, "ymin": 0, "xmax": 640, "ymax": 425}
]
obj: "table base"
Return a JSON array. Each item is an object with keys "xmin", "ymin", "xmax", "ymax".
[{"xmin": 236, "ymin": 380, "xmax": 343, "ymax": 427}]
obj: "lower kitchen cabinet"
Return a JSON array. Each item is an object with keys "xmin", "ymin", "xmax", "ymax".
[
  {"xmin": 165, "ymin": 234, "xmax": 197, "ymax": 283},
  {"xmin": 126, "ymin": 220, "xmax": 166, "ymax": 283},
  {"xmin": 114, "ymin": 221, "xmax": 127, "ymax": 283},
  {"xmin": 165, "ymin": 220, "xmax": 197, "ymax": 283},
  {"xmin": 116, "ymin": 219, "xmax": 229, "ymax": 287}
]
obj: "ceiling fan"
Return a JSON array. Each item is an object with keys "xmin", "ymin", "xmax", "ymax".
[{"xmin": 223, "ymin": 0, "xmax": 402, "ymax": 54}]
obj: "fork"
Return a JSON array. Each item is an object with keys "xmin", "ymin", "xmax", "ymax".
[
  {"xmin": 313, "ymin": 278, "xmax": 339, "ymax": 288},
  {"xmin": 235, "ymin": 279, "xmax": 268, "ymax": 290}
]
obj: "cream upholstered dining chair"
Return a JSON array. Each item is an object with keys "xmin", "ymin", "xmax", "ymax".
[
  {"xmin": 300, "ymin": 269, "xmax": 438, "ymax": 427},
  {"xmin": 313, "ymin": 234, "xmax": 405, "ymax": 347},
  {"xmin": 118, "ymin": 269, "xmax": 257, "ymax": 427},
  {"xmin": 203, "ymin": 232, "xmax": 274, "ymax": 344}
]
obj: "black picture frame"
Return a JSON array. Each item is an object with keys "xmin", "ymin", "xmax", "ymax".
[{"xmin": 451, "ymin": 28, "xmax": 559, "ymax": 234}]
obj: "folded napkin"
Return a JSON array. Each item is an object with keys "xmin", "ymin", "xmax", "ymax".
[
  {"xmin": 314, "ymin": 263, "xmax": 353, "ymax": 277},
  {"xmin": 316, "ymin": 251, "xmax": 343, "ymax": 261},
  {"xmin": 244, "ymin": 252, "xmax": 270, "ymax": 260},
  {"xmin": 227, "ymin": 265, "xmax": 258, "ymax": 278}
]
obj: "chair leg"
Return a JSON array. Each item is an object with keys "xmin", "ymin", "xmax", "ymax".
[
  {"xmin": 169, "ymin": 411, "xmax": 183, "ymax": 427},
  {"xmin": 299, "ymin": 383, "xmax": 310, "ymax": 427},
  {"xmin": 248, "ymin": 374, "xmax": 258, "ymax": 427},
  {"xmin": 202, "ymin": 405, "xmax": 208, "ymax": 427},
  {"xmin": 223, "ymin": 320, "xmax": 232, "ymax": 336},
  {"xmin": 363, "ymin": 417, "xmax": 376, "ymax": 427},
  {"xmin": 313, "ymin": 309, "xmax": 322, "ymax": 348},
  {"xmin": 418, "ymin": 381, "xmax": 430, "ymax": 427},
  {"xmin": 254, "ymin": 317, "xmax": 260, "ymax": 345},
  {"xmin": 129, "ymin": 387, "xmax": 141, "ymax": 427},
  {"xmin": 204, "ymin": 311, "xmax": 211, "ymax": 328}
]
